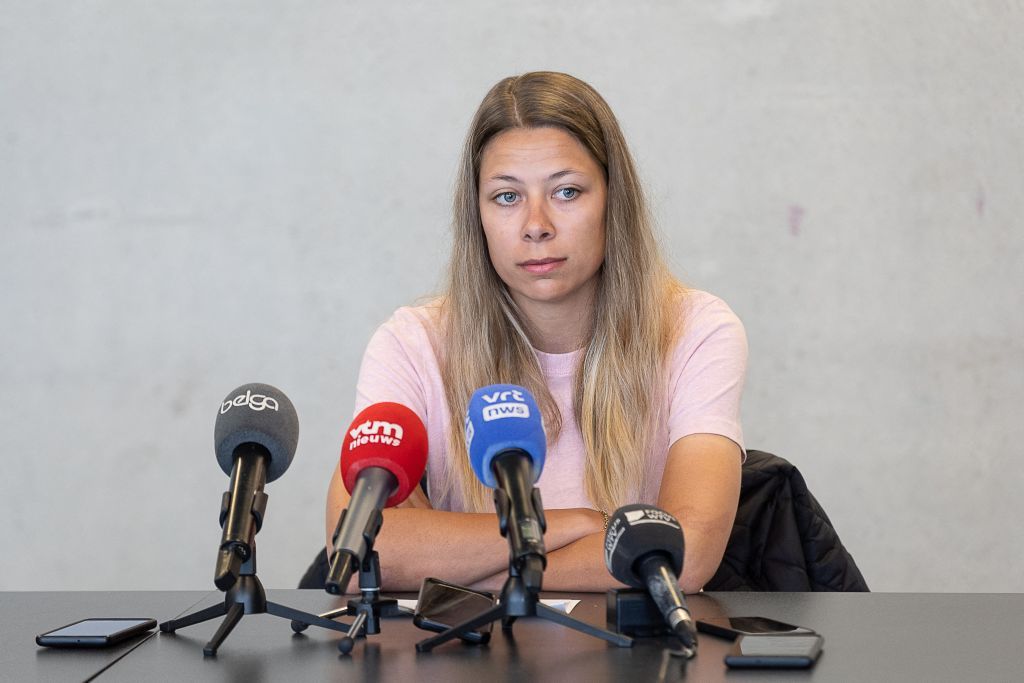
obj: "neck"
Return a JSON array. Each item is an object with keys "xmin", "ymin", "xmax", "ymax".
[{"xmin": 514, "ymin": 290, "xmax": 596, "ymax": 354}]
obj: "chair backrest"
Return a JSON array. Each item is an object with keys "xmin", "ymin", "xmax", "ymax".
[{"xmin": 704, "ymin": 449, "xmax": 869, "ymax": 591}]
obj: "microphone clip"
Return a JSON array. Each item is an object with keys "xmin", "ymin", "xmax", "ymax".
[
  {"xmin": 494, "ymin": 489, "xmax": 509, "ymax": 536},
  {"xmin": 219, "ymin": 490, "xmax": 268, "ymax": 534},
  {"xmin": 493, "ymin": 488, "xmax": 547, "ymax": 537}
]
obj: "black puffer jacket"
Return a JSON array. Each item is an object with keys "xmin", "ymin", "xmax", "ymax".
[{"xmin": 704, "ymin": 449, "xmax": 869, "ymax": 591}]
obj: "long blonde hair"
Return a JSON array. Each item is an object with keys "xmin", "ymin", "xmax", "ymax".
[{"xmin": 436, "ymin": 71, "xmax": 681, "ymax": 513}]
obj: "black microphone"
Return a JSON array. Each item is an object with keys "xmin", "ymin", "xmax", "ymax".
[
  {"xmin": 324, "ymin": 402, "xmax": 428, "ymax": 595},
  {"xmin": 212, "ymin": 383, "xmax": 298, "ymax": 591},
  {"xmin": 604, "ymin": 505, "xmax": 697, "ymax": 650}
]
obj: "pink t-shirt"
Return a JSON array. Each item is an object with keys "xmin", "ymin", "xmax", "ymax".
[{"xmin": 353, "ymin": 289, "xmax": 747, "ymax": 512}]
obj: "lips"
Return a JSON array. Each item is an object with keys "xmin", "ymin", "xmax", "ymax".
[{"xmin": 518, "ymin": 257, "xmax": 566, "ymax": 275}]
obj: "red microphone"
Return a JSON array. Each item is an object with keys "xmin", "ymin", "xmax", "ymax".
[{"xmin": 325, "ymin": 402, "xmax": 428, "ymax": 594}]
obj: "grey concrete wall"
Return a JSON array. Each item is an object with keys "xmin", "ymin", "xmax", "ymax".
[{"xmin": 2, "ymin": 1, "xmax": 1021, "ymax": 592}]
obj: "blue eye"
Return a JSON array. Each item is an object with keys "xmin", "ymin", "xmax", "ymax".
[
  {"xmin": 495, "ymin": 191, "xmax": 518, "ymax": 205},
  {"xmin": 556, "ymin": 187, "xmax": 579, "ymax": 200}
]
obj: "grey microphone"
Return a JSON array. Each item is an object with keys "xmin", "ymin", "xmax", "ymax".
[{"xmin": 212, "ymin": 383, "xmax": 298, "ymax": 590}]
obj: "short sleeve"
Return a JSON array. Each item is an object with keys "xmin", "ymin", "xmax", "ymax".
[
  {"xmin": 666, "ymin": 293, "xmax": 748, "ymax": 454},
  {"xmin": 350, "ymin": 305, "xmax": 452, "ymax": 505},
  {"xmin": 353, "ymin": 307, "xmax": 436, "ymax": 425}
]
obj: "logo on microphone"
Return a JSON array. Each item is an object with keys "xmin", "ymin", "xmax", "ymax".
[
  {"xmin": 220, "ymin": 390, "xmax": 280, "ymax": 414},
  {"xmin": 604, "ymin": 517, "xmax": 626, "ymax": 569},
  {"xmin": 348, "ymin": 420, "xmax": 404, "ymax": 449},
  {"xmin": 480, "ymin": 389, "xmax": 530, "ymax": 422},
  {"xmin": 464, "ymin": 414, "xmax": 475, "ymax": 449},
  {"xmin": 624, "ymin": 508, "xmax": 680, "ymax": 528}
]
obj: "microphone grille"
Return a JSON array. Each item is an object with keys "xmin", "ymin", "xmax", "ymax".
[
  {"xmin": 465, "ymin": 384, "xmax": 546, "ymax": 488},
  {"xmin": 340, "ymin": 402, "xmax": 428, "ymax": 506},
  {"xmin": 214, "ymin": 383, "xmax": 299, "ymax": 482},
  {"xmin": 604, "ymin": 504, "xmax": 685, "ymax": 587}
]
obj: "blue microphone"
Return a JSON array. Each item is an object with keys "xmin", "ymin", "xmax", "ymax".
[{"xmin": 466, "ymin": 384, "xmax": 548, "ymax": 590}]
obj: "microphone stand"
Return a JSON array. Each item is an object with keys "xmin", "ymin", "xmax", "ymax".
[
  {"xmin": 159, "ymin": 486, "xmax": 352, "ymax": 656},
  {"xmin": 415, "ymin": 487, "xmax": 633, "ymax": 652},
  {"xmin": 291, "ymin": 550, "xmax": 412, "ymax": 654}
]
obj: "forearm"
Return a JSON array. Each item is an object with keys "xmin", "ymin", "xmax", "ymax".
[
  {"xmin": 325, "ymin": 462, "xmax": 607, "ymax": 590},
  {"xmin": 471, "ymin": 509, "xmax": 732, "ymax": 594},
  {"xmin": 658, "ymin": 434, "xmax": 741, "ymax": 593},
  {"xmin": 539, "ymin": 531, "xmax": 623, "ymax": 591},
  {"xmin": 327, "ymin": 505, "xmax": 601, "ymax": 591},
  {"xmin": 674, "ymin": 518, "xmax": 731, "ymax": 593},
  {"xmin": 469, "ymin": 529, "xmax": 618, "ymax": 593},
  {"xmin": 471, "ymin": 524, "xmax": 724, "ymax": 594}
]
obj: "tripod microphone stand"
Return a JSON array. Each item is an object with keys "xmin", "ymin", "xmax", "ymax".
[
  {"xmin": 158, "ymin": 542, "xmax": 352, "ymax": 655},
  {"xmin": 291, "ymin": 550, "xmax": 411, "ymax": 654},
  {"xmin": 414, "ymin": 559, "xmax": 633, "ymax": 651},
  {"xmin": 415, "ymin": 484, "xmax": 633, "ymax": 652},
  {"xmin": 159, "ymin": 476, "xmax": 351, "ymax": 656}
]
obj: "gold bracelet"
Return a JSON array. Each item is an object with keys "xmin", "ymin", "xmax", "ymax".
[{"xmin": 600, "ymin": 510, "xmax": 609, "ymax": 532}]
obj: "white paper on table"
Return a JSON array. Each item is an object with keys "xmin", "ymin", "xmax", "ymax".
[{"xmin": 540, "ymin": 599, "xmax": 580, "ymax": 613}]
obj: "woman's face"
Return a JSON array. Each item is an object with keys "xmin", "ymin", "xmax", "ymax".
[{"xmin": 477, "ymin": 126, "xmax": 608, "ymax": 317}]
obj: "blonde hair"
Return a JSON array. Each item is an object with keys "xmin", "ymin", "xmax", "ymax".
[{"xmin": 435, "ymin": 71, "xmax": 682, "ymax": 513}]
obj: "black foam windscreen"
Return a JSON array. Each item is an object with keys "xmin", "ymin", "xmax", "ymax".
[
  {"xmin": 213, "ymin": 383, "xmax": 299, "ymax": 483},
  {"xmin": 604, "ymin": 504, "xmax": 685, "ymax": 588}
]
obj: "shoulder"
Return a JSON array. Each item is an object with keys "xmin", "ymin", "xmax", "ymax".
[
  {"xmin": 378, "ymin": 299, "xmax": 443, "ymax": 335},
  {"xmin": 358, "ymin": 299, "xmax": 447, "ymax": 383},
  {"xmin": 355, "ymin": 299, "xmax": 446, "ymax": 417},
  {"xmin": 677, "ymin": 289, "xmax": 743, "ymax": 331},
  {"xmin": 370, "ymin": 299, "xmax": 445, "ymax": 351},
  {"xmin": 671, "ymin": 289, "xmax": 747, "ymax": 352},
  {"xmin": 663, "ymin": 288, "xmax": 748, "ymax": 389}
]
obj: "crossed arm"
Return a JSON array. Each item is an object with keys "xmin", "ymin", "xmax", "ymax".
[{"xmin": 324, "ymin": 433, "xmax": 740, "ymax": 594}]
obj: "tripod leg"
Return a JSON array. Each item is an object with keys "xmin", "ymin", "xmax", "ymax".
[
  {"xmin": 159, "ymin": 601, "xmax": 229, "ymax": 633},
  {"xmin": 203, "ymin": 603, "xmax": 245, "ymax": 656},
  {"xmin": 415, "ymin": 603, "xmax": 506, "ymax": 652},
  {"xmin": 534, "ymin": 602, "xmax": 633, "ymax": 647},
  {"xmin": 316, "ymin": 606, "xmax": 351, "ymax": 620},
  {"xmin": 266, "ymin": 601, "xmax": 352, "ymax": 634},
  {"xmin": 337, "ymin": 611, "xmax": 367, "ymax": 655},
  {"xmin": 290, "ymin": 605, "xmax": 351, "ymax": 633}
]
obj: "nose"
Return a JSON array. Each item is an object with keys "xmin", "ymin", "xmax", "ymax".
[{"xmin": 522, "ymin": 201, "xmax": 554, "ymax": 242}]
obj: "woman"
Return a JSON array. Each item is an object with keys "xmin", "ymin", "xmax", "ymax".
[{"xmin": 324, "ymin": 72, "xmax": 746, "ymax": 593}]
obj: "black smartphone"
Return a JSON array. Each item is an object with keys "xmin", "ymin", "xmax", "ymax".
[
  {"xmin": 413, "ymin": 577, "xmax": 496, "ymax": 644},
  {"xmin": 724, "ymin": 633, "xmax": 824, "ymax": 669},
  {"xmin": 36, "ymin": 618, "xmax": 157, "ymax": 648},
  {"xmin": 697, "ymin": 616, "xmax": 815, "ymax": 640}
]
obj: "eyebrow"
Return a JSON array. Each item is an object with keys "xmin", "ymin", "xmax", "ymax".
[{"xmin": 485, "ymin": 169, "xmax": 581, "ymax": 184}]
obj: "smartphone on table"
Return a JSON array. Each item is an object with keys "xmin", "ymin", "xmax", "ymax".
[
  {"xmin": 36, "ymin": 618, "xmax": 157, "ymax": 648},
  {"xmin": 724, "ymin": 633, "xmax": 824, "ymax": 669},
  {"xmin": 413, "ymin": 577, "xmax": 496, "ymax": 644},
  {"xmin": 697, "ymin": 615, "xmax": 815, "ymax": 640}
]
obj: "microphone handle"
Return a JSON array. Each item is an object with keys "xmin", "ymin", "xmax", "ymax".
[
  {"xmin": 491, "ymin": 450, "xmax": 546, "ymax": 586},
  {"xmin": 638, "ymin": 554, "xmax": 697, "ymax": 649},
  {"xmin": 325, "ymin": 466, "xmax": 397, "ymax": 594},
  {"xmin": 214, "ymin": 443, "xmax": 269, "ymax": 590}
]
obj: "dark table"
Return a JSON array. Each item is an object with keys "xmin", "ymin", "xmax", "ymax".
[
  {"xmin": 9, "ymin": 589, "xmax": 1023, "ymax": 681},
  {"xmin": 3, "ymin": 590, "xmax": 209, "ymax": 682}
]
